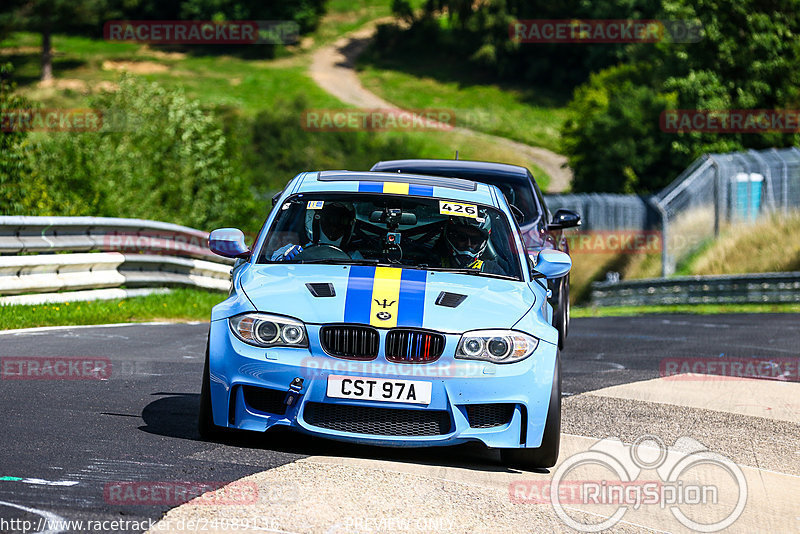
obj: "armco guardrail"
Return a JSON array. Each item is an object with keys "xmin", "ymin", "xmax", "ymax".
[
  {"xmin": 0, "ymin": 216, "xmax": 234, "ymax": 305},
  {"xmin": 0, "ymin": 216, "xmax": 222, "ymax": 260},
  {"xmin": 591, "ymin": 272, "xmax": 800, "ymax": 307}
]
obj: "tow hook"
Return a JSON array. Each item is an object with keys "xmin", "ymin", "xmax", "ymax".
[{"xmin": 283, "ymin": 377, "xmax": 304, "ymax": 407}]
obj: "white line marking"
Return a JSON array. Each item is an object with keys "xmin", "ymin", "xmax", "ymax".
[
  {"xmin": 20, "ymin": 478, "xmax": 79, "ymax": 487},
  {"xmin": 0, "ymin": 500, "xmax": 67, "ymax": 534}
]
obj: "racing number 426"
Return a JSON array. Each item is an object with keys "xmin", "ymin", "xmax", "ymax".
[{"xmin": 439, "ymin": 201, "xmax": 478, "ymax": 217}]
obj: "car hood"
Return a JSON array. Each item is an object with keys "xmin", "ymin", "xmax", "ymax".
[{"xmin": 239, "ymin": 264, "xmax": 537, "ymax": 333}]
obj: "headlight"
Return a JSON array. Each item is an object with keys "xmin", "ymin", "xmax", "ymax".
[
  {"xmin": 229, "ymin": 313, "xmax": 308, "ymax": 348},
  {"xmin": 455, "ymin": 329, "xmax": 538, "ymax": 363}
]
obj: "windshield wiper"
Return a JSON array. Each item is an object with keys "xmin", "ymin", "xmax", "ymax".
[
  {"xmin": 424, "ymin": 267, "xmax": 519, "ymax": 281},
  {"xmin": 295, "ymin": 258, "xmax": 382, "ymax": 265}
]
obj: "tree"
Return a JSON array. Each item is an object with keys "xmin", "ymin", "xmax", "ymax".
[
  {"xmin": 562, "ymin": 0, "xmax": 800, "ymax": 193},
  {"xmin": 0, "ymin": 0, "xmax": 116, "ymax": 81}
]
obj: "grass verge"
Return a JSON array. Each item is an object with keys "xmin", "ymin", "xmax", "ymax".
[
  {"xmin": 357, "ymin": 32, "xmax": 569, "ymax": 157},
  {"xmin": 0, "ymin": 289, "xmax": 225, "ymax": 331},
  {"xmin": 4, "ymin": 30, "xmax": 554, "ymax": 184},
  {"xmin": 573, "ymin": 302, "xmax": 800, "ymax": 318}
]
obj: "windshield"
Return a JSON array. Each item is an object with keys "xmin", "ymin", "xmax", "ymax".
[
  {"xmin": 257, "ymin": 193, "xmax": 523, "ymax": 280},
  {"xmin": 490, "ymin": 180, "xmax": 538, "ymax": 225}
]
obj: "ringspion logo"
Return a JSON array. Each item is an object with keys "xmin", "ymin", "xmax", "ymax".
[{"xmin": 513, "ymin": 435, "xmax": 747, "ymax": 532}]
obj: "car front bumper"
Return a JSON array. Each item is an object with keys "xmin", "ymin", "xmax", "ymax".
[{"xmin": 208, "ymin": 319, "xmax": 558, "ymax": 449}]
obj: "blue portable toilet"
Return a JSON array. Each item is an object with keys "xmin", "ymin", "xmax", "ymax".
[{"xmin": 733, "ymin": 173, "xmax": 763, "ymax": 221}]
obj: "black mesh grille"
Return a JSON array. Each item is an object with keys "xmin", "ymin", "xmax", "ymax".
[
  {"xmin": 465, "ymin": 404, "xmax": 515, "ymax": 428},
  {"xmin": 320, "ymin": 325, "xmax": 379, "ymax": 360},
  {"xmin": 303, "ymin": 402, "xmax": 451, "ymax": 436},
  {"xmin": 435, "ymin": 291, "xmax": 467, "ymax": 308},
  {"xmin": 242, "ymin": 386, "xmax": 287, "ymax": 416},
  {"xmin": 385, "ymin": 329, "xmax": 446, "ymax": 363},
  {"xmin": 306, "ymin": 283, "xmax": 335, "ymax": 297}
]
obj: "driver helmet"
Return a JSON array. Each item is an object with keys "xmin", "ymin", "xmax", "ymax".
[
  {"xmin": 445, "ymin": 213, "xmax": 491, "ymax": 265},
  {"xmin": 317, "ymin": 202, "xmax": 355, "ymax": 244}
]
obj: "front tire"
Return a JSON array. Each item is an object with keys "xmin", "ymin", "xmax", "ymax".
[
  {"xmin": 553, "ymin": 277, "xmax": 569, "ymax": 350},
  {"xmin": 501, "ymin": 353, "xmax": 561, "ymax": 469},
  {"xmin": 198, "ymin": 342, "xmax": 223, "ymax": 439}
]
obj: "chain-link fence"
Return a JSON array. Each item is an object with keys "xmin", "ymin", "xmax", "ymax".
[
  {"xmin": 544, "ymin": 193, "xmax": 657, "ymax": 231},
  {"xmin": 544, "ymin": 147, "xmax": 800, "ymax": 277},
  {"xmin": 653, "ymin": 147, "xmax": 800, "ymax": 276}
]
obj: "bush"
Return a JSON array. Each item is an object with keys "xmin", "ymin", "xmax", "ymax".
[
  {"xmin": 0, "ymin": 63, "xmax": 44, "ymax": 215},
  {"xmin": 32, "ymin": 75, "xmax": 259, "ymax": 231},
  {"xmin": 224, "ymin": 96, "xmax": 429, "ymax": 200}
]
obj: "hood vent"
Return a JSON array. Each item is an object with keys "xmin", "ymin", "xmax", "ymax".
[
  {"xmin": 306, "ymin": 283, "xmax": 335, "ymax": 297},
  {"xmin": 435, "ymin": 291, "xmax": 467, "ymax": 308}
]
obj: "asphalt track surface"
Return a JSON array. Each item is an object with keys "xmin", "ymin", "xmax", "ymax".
[{"xmin": 0, "ymin": 314, "xmax": 797, "ymax": 533}]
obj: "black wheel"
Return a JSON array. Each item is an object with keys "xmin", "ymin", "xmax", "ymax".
[
  {"xmin": 563, "ymin": 275, "xmax": 571, "ymax": 342},
  {"xmin": 553, "ymin": 277, "xmax": 568, "ymax": 350},
  {"xmin": 198, "ymin": 342, "xmax": 223, "ymax": 439},
  {"xmin": 501, "ymin": 353, "xmax": 561, "ymax": 469}
]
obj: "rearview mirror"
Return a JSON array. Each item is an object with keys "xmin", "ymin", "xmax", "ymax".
[
  {"xmin": 209, "ymin": 228, "xmax": 250, "ymax": 259},
  {"xmin": 531, "ymin": 249, "xmax": 571, "ymax": 279},
  {"xmin": 546, "ymin": 209, "xmax": 581, "ymax": 230},
  {"xmin": 369, "ymin": 210, "xmax": 417, "ymax": 225}
]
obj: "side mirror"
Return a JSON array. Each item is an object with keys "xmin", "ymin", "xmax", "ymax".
[
  {"xmin": 546, "ymin": 209, "xmax": 581, "ymax": 230},
  {"xmin": 531, "ymin": 249, "xmax": 571, "ymax": 279},
  {"xmin": 271, "ymin": 190, "xmax": 283, "ymax": 207},
  {"xmin": 209, "ymin": 228, "xmax": 250, "ymax": 259}
]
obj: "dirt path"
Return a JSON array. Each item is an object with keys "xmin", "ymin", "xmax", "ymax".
[{"xmin": 309, "ymin": 20, "xmax": 573, "ymax": 192}]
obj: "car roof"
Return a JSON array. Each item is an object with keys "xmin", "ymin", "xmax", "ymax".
[
  {"xmin": 292, "ymin": 170, "xmax": 501, "ymax": 206},
  {"xmin": 370, "ymin": 159, "xmax": 532, "ymax": 184}
]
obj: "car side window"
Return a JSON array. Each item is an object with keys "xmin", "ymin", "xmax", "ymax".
[{"xmin": 531, "ymin": 174, "xmax": 551, "ymax": 225}]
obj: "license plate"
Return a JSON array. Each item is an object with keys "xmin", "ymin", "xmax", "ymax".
[{"xmin": 326, "ymin": 375, "xmax": 432, "ymax": 405}]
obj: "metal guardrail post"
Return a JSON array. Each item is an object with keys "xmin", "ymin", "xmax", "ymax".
[{"xmin": 648, "ymin": 197, "xmax": 670, "ymax": 278}]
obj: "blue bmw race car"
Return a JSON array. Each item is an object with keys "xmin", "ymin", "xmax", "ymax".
[{"xmin": 200, "ymin": 170, "xmax": 572, "ymax": 468}]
